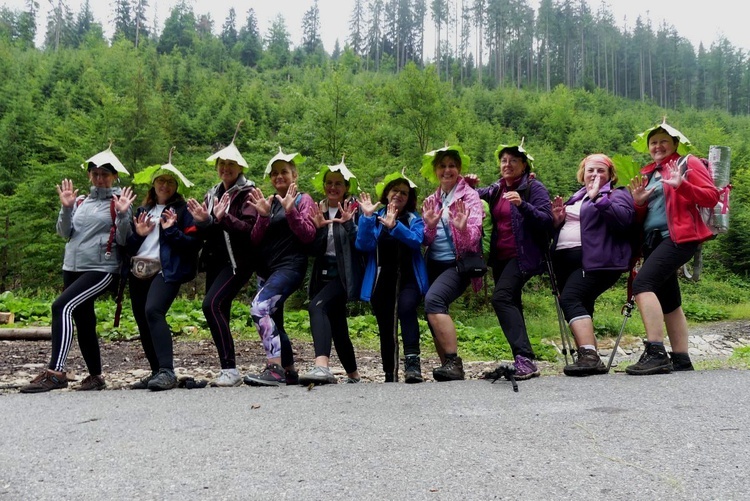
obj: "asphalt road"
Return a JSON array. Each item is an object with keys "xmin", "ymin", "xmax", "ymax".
[{"xmin": 2, "ymin": 370, "xmax": 749, "ymax": 501}]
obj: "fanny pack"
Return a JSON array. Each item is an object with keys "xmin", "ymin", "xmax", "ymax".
[{"xmin": 131, "ymin": 257, "xmax": 162, "ymax": 280}]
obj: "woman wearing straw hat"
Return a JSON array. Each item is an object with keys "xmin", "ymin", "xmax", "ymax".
[
  {"xmin": 420, "ymin": 145, "xmax": 483, "ymax": 382},
  {"xmin": 550, "ymin": 153, "xmax": 635, "ymax": 376},
  {"xmin": 187, "ymin": 133, "xmax": 259, "ymax": 387},
  {"xmin": 625, "ymin": 121, "xmax": 719, "ymax": 375},
  {"xmin": 465, "ymin": 140, "xmax": 553, "ymax": 380},
  {"xmin": 356, "ymin": 170, "xmax": 429, "ymax": 383},
  {"xmin": 127, "ymin": 150, "xmax": 201, "ymax": 391},
  {"xmin": 242, "ymin": 148, "xmax": 317, "ymax": 387},
  {"xmin": 298, "ymin": 158, "xmax": 363, "ymax": 385},
  {"xmin": 21, "ymin": 146, "xmax": 135, "ymax": 393}
]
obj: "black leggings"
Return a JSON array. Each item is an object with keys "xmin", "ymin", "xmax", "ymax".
[
  {"xmin": 203, "ymin": 265, "xmax": 253, "ymax": 369},
  {"xmin": 491, "ymin": 258, "xmax": 534, "ymax": 359},
  {"xmin": 49, "ymin": 271, "xmax": 114, "ymax": 374},
  {"xmin": 129, "ymin": 273, "xmax": 182, "ymax": 372},
  {"xmin": 308, "ymin": 277, "xmax": 357, "ymax": 374},
  {"xmin": 371, "ymin": 276, "xmax": 422, "ymax": 375}
]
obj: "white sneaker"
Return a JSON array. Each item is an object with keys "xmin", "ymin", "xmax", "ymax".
[
  {"xmin": 298, "ymin": 366, "xmax": 338, "ymax": 385},
  {"xmin": 211, "ymin": 368, "xmax": 242, "ymax": 387}
]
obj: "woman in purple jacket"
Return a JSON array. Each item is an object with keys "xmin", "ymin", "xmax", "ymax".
[
  {"xmin": 467, "ymin": 141, "xmax": 553, "ymax": 380},
  {"xmin": 551, "ymin": 154, "xmax": 635, "ymax": 376}
]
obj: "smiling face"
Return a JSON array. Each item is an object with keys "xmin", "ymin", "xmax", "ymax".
[
  {"xmin": 648, "ymin": 130, "xmax": 678, "ymax": 164},
  {"xmin": 270, "ymin": 161, "xmax": 298, "ymax": 196},
  {"xmin": 386, "ymin": 182, "xmax": 411, "ymax": 212},
  {"xmin": 216, "ymin": 158, "xmax": 242, "ymax": 188},
  {"xmin": 499, "ymin": 152, "xmax": 527, "ymax": 183},
  {"xmin": 434, "ymin": 152, "xmax": 461, "ymax": 192},
  {"xmin": 153, "ymin": 175, "xmax": 178, "ymax": 204},
  {"xmin": 88, "ymin": 167, "xmax": 116, "ymax": 188},
  {"xmin": 324, "ymin": 171, "xmax": 348, "ymax": 205}
]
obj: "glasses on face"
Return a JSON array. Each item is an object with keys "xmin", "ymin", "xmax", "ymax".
[
  {"xmin": 325, "ymin": 180, "xmax": 346, "ymax": 188},
  {"xmin": 154, "ymin": 178, "xmax": 177, "ymax": 187},
  {"xmin": 90, "ymin": 171, "xmax": 113, "ymax": 179},
  {"xmin": 389, "ymin": 189, "xmax": 409, "ymax": 197}
]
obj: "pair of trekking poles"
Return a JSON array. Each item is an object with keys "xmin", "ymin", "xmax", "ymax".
[{"xmin": 545, "ymin": 250, "xmax": 637, "ymax": 371}]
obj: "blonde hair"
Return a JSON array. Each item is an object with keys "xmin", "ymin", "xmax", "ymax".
[{"xmin": 576, "ymin": 154, "xmax": 617, "ymax": 184}]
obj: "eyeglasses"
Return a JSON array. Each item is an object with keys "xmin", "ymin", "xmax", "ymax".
[{"xmin": 154, "ymin": 178, "xmax": 177, "ymax": 187}]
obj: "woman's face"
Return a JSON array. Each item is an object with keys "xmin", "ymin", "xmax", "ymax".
[
  {"xmin": 386, "ymin": 182, "xmax": 410, "ymax": 212},
  {"xmin": 153, "ymin": 175, "xmax": 177, "ymax": 204},
  {"xmin": 499, "ymin": 153, "xmax": 526, "ymax": 182},
  {"xmin": 217, "ymin": 158, "xmax": 242, "ymax": 186},
  {"xmin": 270, "ymin": 161, "xmax": 298, "ymax": 195},
  {"xmin": 583, "ymin": 163, "xmax": 611, "ymax": 190},
  {"xmin": 88, "ymin": 168, "xmax": 116, "ymax": 188},
  {"xmin": 648, "ymin": 131, "xmax": 677, "ymax": 164},
  {"xmin": 435, "ymin": 156, "xmax": 461, "ymax": 191},
  {"xmin": 324, "ymin": 171, "xmax": 347, "ymax": 205}
]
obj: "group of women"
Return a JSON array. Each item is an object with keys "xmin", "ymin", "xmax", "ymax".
[{"xmin": 19, "ymin": 119, "xmax": 720, "ymax": 393}]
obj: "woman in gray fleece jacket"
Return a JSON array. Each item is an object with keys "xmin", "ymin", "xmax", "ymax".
[{"xmin": 21, "ymin": 147, "xmax": 134, "ymax": 393}]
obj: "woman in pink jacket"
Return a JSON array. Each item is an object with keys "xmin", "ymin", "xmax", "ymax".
[
  {"xmin": 626, "ymin": 121, "xmax": 719, "ymax": 375},
  {"xmin": 420, "ymin": 145, "xmax": 483, "ymax": 381}
]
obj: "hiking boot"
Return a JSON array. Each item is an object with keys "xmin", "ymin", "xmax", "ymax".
[
  {"xmin": 244, "ymin": 364, "xmax": 286, "ymax": 387},
  {"xmin": 345, "ymin": 376, "xmax": 361, "ymax": 384},
  {"xmin": 20, "ymin": 369, "xmax": 68, "ymax": 394},
  {"xmin": 670, "ymin": 352, "xmax": 695, "ymax": 372},
  {"xmin": 298, "ymin": 366, "xmax": 338, "ymax": 385},
  {"xmin": 513, "ymin": 355, "xmax": 540, "ymax": 380},
  {"xmin": 147, "ymin": 369, "xmax": 178, "ymax": 391},
  {"xmin": 78, "ymin": 374, "xmax": 106, "ymax": 391},
  {"xmin": 563, "ymin": 347, "xmax": 608, "ymax": 377},
  {"xmin": 404, "ymin": 355, "xmax": 424, "ymax": 384},
  {"xmin": 625, "ymin": 341, "xmax": 673, "ymax": 375},
  {"xmin": 131, "ymin": 373, "xmax": 156, "ymax": 390},
  {"xmin": 211, "ymin": 368, "xmax": 243, "ymax": 387},
  {"xmin": 284, "ymin": 368, "xmax": 299, "ymax": 386},
  {"xmin": 432, "ymin": 356, "xmax": 465, "ymax": 381}
]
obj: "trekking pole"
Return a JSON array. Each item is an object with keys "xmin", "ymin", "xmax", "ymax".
[
  {"xmin": 391, "ymin": 250, "xmax": 401, "ymax": 382},
  {"xmin": 607, "ymin": 265, "xmax": 638, "ymax": 371},
  {"xmin": 544, "ymin": 251, "xmax": 576, "ymax": 365}
]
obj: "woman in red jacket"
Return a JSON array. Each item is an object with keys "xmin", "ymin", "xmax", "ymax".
[{"xmin": 626, "ymin": 121, "xmax": 719, "ymax": 375}]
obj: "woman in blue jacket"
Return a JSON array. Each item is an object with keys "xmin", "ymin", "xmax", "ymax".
[
  {"xmin": 551, "ymin": 153, "xmax": 634, "ymax": 376},
  {"xmin": 356, "ymin": 172, "xmax": 429, "ymax": 383},
  {"xmin": 127, "ymin": 159, "xmax": 201, "ymax": 391}
]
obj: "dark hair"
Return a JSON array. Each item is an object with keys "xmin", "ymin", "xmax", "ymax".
[
  {"xmin": 498, "ymin": 147, "xmax": 529, "ymax": 173},
  {"xmin": 88, "ymin": 163, "xmax": 117, "ymax": 175},
  {"xmin": 379, "ymin": 179, "xmax": 417, "ymax": 213},
  {"xmin": 646, "ymin": 127, "xmax": 679, "ymax": 145},
  {"xmin": 145, "ymin": 187, "xmax": 184, "ymax": 208},
  {"xmin": 323, "ymin": 170, "xmax": 350, "ymax": 197},
  {"xmin": 432, "ymin": 150, "xmax": 462, "ymax": 169}
]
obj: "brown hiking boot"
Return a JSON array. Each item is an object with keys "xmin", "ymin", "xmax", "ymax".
[
  {"xmin": 433, "ymin": 355, "xmax": 465, "ymax": 381},
  {"xmin": 77, "ymin": 374, "xmax": 106, "ymax": 391},
  {"xmin": 563, "ymin": 347, "xmax": 608, "ymax": 377},
  {"xmin": 20, "ymin": 369, "xmax": 68, "ymax": 393}
]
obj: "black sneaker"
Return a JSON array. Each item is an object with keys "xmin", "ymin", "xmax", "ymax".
[
  {"xmin": 130, "ymin": 373, "xmax": 157, "ymax": 390},
  {"xmin": 148, "ymin": 369, "xmax": 178, "ymax": 391},
  {"xmin": 384, "ymin": 373, "xmax": 396, "ymax": 383},
  {"xmin": 563, "ymin": 347, "xmax": 608, "ymax": 377},
  {"xmin": 433, "ymin": 356, "xmax": 465, "ymax": 381},
  {"xmin": 670, "ymin": 352, "xmax": 695, "ymax": 371},
  {"xmin": 244, "ymin": 363, "xmax": 286, "ymax": 387},
  {"xmin": 20, "ymin": 369, "xmax": 68, "ymax": 393},
  {"xmin": 625, "ymin": 341, "xmax": 673, "ymax": 375},
  {"xmin": 284, "ymin": 368, "xmax": 299, "ymax": 386},
  {"xmin": 404, "ymin": 355, "xmax": 424, "ymax": 384},
  {"xmin": 78, "ymin": 374, "xmax": 106, "ymax": 391}
]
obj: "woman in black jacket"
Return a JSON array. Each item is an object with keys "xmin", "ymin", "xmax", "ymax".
[{"xmin": 128, "ymin": 158, "xmax": 201, "ymax": 391}]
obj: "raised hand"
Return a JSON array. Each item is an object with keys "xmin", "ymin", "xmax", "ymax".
[
  {"xmin": 277, "ymin": 182, "xmax": 298, "ymax": 213},
  {"xmin": 378, "ymin": 202, "xmax": 399, "ymax": 230},
  {"xmin": 464, "ymin": 173, "xmax": 480, "ymax": 189},
  {"xmin": 247, "ymin": 187, "xmax": 272, "ymax": 217},
  {"xmin": 309, "ymin": 201, "xmax": 328, "ymax": 229},
  {"xmin": 187, "ymin": 198, "xmax": 209, "ymax": 222},
  {"xmin": 421, "ymin": 197, "xmax": 440, "ymax": 229},
  {"xmin": 134, "ymin": 211, "xmax": 156, "ymax": 237},
  {"xmin": 451, "ymin": 198, "xmax": 470, "ymax": 231},
  {"xmin": 358, "ymin": 192, "xmax": 381, "ymax": 217},
  {"xmin": 661, "ymin": 159, "xmax": 685, "ymax": 189},
  {"xmin": 331, "ymin": 199, "xmax": 358, "ymax": 224},
  {"xmin": 213, "ymin": 193, "xmax": 231, "ymax": 222},
  {"xmin": 114, "ymin": 186, "xmax": 137, "ymax": 214},
  {"xmin": 628, "ymin": 175, "xmax": 654, "ymax": 206},
  {"xmin": 161, "ymin": 208, "xmax": 177, "ymax": 229},
  {"xmin": 586, "ymin": 175, "xmax": 602, "ymax": 200},
  {"xmin": 56, "ymin": 179, "xmax": 78, "ymax": 208},
  {"xmin": 552, "ymin": 196, "xmax": 566, "ymax": 228}
]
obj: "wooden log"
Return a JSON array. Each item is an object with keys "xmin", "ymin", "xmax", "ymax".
[
  {"xmin": 0, "ymin": 312, "xmax": 14, "ymax": 324},
  {"xmin": 0, "ymin": 328, "xmax": 51, "ymax": 340}
]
